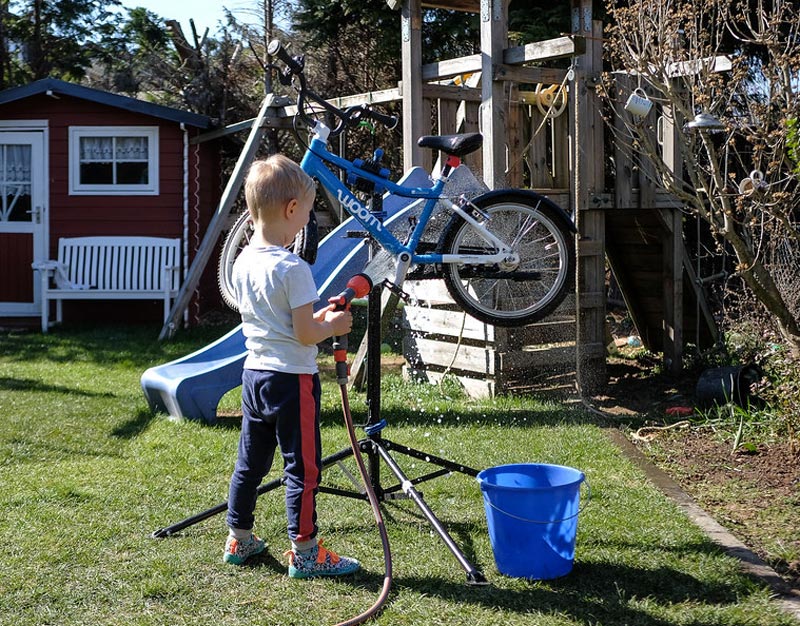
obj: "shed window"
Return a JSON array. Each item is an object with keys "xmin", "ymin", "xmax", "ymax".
[{"xmin": 69, "ymin": 127, "xmax": 158, "ymax": 195}]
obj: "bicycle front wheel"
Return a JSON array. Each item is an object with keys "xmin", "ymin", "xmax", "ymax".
[
  {"xmin": 218, "ymin": 209, "xmax": 319, "ymax": 311},
  {"xmin": 440, "ymin": 192, "xmax": 575, "ymax": 327},
  {"xmin": 217, "ymin": 211, "xmax": 253, "ymax": 311}
]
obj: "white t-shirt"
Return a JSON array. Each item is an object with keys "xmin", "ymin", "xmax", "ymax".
[{"xmin": 232, "ymin": 244, "xmax": 320, "ymax": 374}]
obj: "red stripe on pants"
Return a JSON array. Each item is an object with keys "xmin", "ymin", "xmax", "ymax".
[{"xmin": 296, "ymin": 374, "xmax": 319, "ymax": 543}]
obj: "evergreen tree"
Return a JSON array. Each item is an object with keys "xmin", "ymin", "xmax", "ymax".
[{"xmin": 1, "ymin": 0, "xmax": 121, "ymax": 88}]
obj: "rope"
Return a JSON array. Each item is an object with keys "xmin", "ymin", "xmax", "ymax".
[
  {"xmin": 631, "ymin": 420, "xmax": 691, "ymax": 442},
  {"xmin": 513, "ymin": 68, "xmax": 572, "ymax": 179},
  {"xmin": 438, "ymin": 310, "xmax": 468, "ymax": 390}
]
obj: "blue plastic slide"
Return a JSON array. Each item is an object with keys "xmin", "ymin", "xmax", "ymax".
[{"xmin": 140, "ymin": 167, "xmax": 432, "ymax": 424}]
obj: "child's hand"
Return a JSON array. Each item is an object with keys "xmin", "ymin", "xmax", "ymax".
[
  {"xmin": 314, "ymin": 303, "xmax": 352, "ymax": 335},
  {"xmin": 294, "ymin": 303, "xmax": 353, "ymax": 345},
  {"xmin": 313, "ymin": 303, "xmax": 335, "ymax": 323},
  {"xmin": 325, "ymin": 309, "xmax": 353, "ymax": 337}
]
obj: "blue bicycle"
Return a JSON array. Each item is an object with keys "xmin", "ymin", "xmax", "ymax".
[{"xmin": 218, "ymin": 40, "xmax": 576, "ymax": 327}]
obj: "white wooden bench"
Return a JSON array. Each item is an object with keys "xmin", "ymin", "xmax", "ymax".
[{"xmin": 33, "ymin": 236, "xmax": 181, "ymax": 333}]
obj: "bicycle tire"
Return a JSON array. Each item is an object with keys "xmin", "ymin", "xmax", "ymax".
[
  {"xmin": 217, "ymin": 209, "xmax": 319, "ymax": 311},
  {"xmin": 440, "ymin": 191, "xmax": 575, "ymax": 327}
]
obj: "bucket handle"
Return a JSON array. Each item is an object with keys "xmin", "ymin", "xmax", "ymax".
[{"xmin": 483, "ymin": 481, "xmax": 591, "ymax": 525}]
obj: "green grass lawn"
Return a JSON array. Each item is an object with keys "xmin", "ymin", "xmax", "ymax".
[{"xmin": 0, "ymin": 324, "xmax": 796, "ymax": 626}]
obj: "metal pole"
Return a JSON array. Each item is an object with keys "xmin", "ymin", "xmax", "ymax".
[{"xmin": 158, "ymin": 94, "xmax": 275, "ymax": 340}]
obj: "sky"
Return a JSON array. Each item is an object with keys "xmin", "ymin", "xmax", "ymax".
[{"xmin": 116, "ymin": 0, "xmax": 265, "ymax": 38}]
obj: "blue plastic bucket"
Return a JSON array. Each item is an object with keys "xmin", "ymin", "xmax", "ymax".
[{"xmin": 476, "ymin": 463, "xmax": 587, "ymax": 580}]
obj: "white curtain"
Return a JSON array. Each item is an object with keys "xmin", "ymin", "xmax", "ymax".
[
  {"xmin": 79, "ymin": 136, "xmax": 148, "ymax": 161},
  {"xmin": 115, "ymin": 136, "xmax": 148, "ymax": 160},
  {"xmin": 80, "ymin": 137, "xmax": 114, "ymax": 161},
  {"xmin": 2, "ymin": 144, "xmax": 32, "ymax": 181}
]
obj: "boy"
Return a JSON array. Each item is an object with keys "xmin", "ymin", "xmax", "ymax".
[{"xmin": 224, "ymin": 154, "xmax": 360, "ymax": 578}]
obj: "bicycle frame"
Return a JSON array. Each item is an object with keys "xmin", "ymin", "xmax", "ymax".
[{"xmin": 299, "ymin": 123, "xmax": 517, "ymax": 274}]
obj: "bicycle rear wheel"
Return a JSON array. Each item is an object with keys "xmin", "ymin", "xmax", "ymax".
[
  {"xmin": 218, "ymin": 209, "xmax": 319, "ymax": 311},
  {"xmin": 440, "ymin": 192, "xmax": 575, "ymax": 326}
]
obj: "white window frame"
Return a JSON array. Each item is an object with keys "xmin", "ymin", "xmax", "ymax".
[{"xmin": 69, "ymin": 126, "xmax": 159, "ymax": 195}]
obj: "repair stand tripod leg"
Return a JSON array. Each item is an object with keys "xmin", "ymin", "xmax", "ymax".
[
  {"xmin": 366, "ymin": 435, "xmax": 487, "ymax": 585},
  {"xmin": 151, "ymin": 446, "xmax": 358, "ymax": 538}
]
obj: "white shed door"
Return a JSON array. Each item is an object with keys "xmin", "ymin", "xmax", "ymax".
[{"xmin": 0, "ymin": 131, "xmax": 46, "ymax": 316}]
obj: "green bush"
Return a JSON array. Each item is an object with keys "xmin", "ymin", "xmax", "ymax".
[{"xmin": 715, "ymin": 310, "xmax": 800, "ymax": 449}]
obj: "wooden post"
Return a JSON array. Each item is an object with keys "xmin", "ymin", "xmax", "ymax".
[
  {"xmin": 401, "ymin": 0, "xmax": 424, "ymax": 170},
  {"xmin": 552, "ymin": 112, "xmax": 570, "ymax": 189},
  {"xmin": 527, "ymin": 106, "xmax": 549, "ymax": 189},
  {"xmin": 638, "ymin": 95, "xmax": 657, "ymax": 210},
  {"xmin": 506, "ymin": 83, "xmax": 523, "ymax": 187},
  {"xmin": 613, "ymin": 75, "xmax": 634, "ymax": 210},
  {"xmin": 660, "ymin": 96, "xmax": 684, "ymax": 374},
  {"xmin": 571, "ymin": 3, "xmax": 607, "ymax": 395},
  {"xmin": 480, "ymin": 0, "xmax": 508, "ymax": 189}
]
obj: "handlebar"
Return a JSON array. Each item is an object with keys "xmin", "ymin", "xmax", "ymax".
[
  {"xmin": 267, "ymin": 39, "xmax": 303, "ymax": 74},
  {"xmin": 268, "ymin": 39, "xmax": 399, "ymax": 137},
  {"xmin": 347, "ymin": 104, "xmax": 399, "ymax": 131}
]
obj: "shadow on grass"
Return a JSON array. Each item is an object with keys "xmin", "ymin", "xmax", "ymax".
[
  {"xmin": 209, "ymin": 414, "xmax": 245, "ymax": 431},
  {"xmin": 214, "ymin": 534, "xmax": 762, "ymax": 626},
  {"xmin": 0, "ymin": 376, "xmax": 116, "ymax": 398},
  {"xmin": 300, "ymin": 495, "xmax": 764, "ymax": 623},
  {"xmin": 0, "ymin": 323, "xmax": 234, "ymax": 368},
  {"xmin": 3, "ymin": 435, "xmax": 125, "ymax": 462},
  {"xmin": 137, "ymin": 402, "xmax": 588, "ymax": 433},
  {"xmin": 319, "ymin": 403, "xmax": 595, "ymax": 429},
  {"xmin": 393, "ymin": 556, "xmax": 757, "ymax": 625},
  {"xmin": 111, "ymin": 408, "xmax": 155, "ymax": 439}
]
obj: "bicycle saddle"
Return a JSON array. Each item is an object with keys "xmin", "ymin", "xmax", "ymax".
[{"xmin": 417, "ymin": 133, "xmax": 483, "ymax": 157}]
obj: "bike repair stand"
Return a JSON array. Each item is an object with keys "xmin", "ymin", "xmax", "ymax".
[
  {"xmin": 151, "ymin": 153, "xmax": 487, "ymax": 586},
  {"xmin": 333, "ymin": 151, "xmax": 486, "ymax": 585},
  {"xmin": 338, "ymin": 276, "xmax": 488, "ymax": 586}
]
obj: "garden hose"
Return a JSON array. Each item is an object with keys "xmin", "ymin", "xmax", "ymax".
[{"xmin": 329, "ymin": 274, "xmax": 393, "ymax": 626}]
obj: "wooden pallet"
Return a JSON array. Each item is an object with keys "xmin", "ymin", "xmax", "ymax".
[{"xmin": 401, "ymin": 279, "xmax": 576, "ymax": 398}]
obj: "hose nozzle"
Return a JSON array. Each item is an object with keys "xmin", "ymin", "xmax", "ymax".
[
  {"xmin": 330, "ymin": 273, "xmax": 373, "ymax": 383},
  {"xmin": 329, "ymin": 273, "xmax": 373, "ymax": 313}
]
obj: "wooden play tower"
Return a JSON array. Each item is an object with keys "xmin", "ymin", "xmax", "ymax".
[
  {"xmin": 396, "ymin": 0, "xmax": 716, "ymax": 397},
  {"xmin": 392, "ymin": 0, "xmax": 608, "ymax": 396}
]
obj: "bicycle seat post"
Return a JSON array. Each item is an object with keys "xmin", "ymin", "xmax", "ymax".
[{"xmin": 439, "ymin": 154, "xmax": 462, "ymax": 180}]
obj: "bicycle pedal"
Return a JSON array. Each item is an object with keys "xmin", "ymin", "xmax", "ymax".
[{"xmin": 383, "ymin": 280, "xmax": 412, "ymax": 303}]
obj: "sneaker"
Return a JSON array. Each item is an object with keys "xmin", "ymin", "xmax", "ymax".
[
  {"xmin": 223, "ymin": 534, "xmax": 266, "ymax": 565},
  {"xmin": 285, "ymin": 540, "xmax": 360, "ymax": 579}
]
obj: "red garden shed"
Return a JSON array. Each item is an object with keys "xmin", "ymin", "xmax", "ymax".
[{"xmin": 0, "ymin": 78, "xmax": 223, "ymax": 330}]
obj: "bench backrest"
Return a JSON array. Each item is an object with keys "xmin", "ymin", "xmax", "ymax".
[{"xmin": 57, "ymin": 236, "xmax": 181, "ymax": 291}]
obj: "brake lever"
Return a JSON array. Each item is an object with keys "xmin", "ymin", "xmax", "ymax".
[
  {"xmin": 348, "ymin": 104, "xmax": 399, "ymax": 131},
  {"xmin": 344, "ymin": 105, "xmax": 364, "ymax": 128},
  {"xmin": 279, "ymin": 69, "xmax": 293, "ymax": 87}
]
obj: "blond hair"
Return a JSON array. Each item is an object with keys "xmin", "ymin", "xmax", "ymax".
[{"xmin": 244, "ymin": 154, "xmax": 315, "ymax": 221}]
